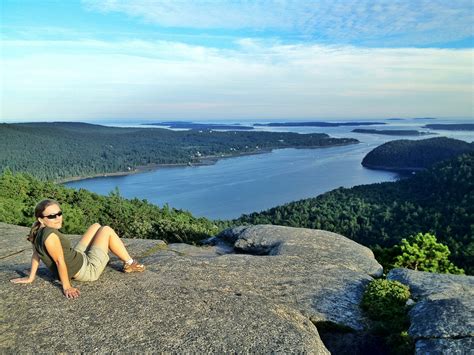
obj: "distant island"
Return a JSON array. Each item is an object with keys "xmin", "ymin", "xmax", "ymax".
[
  {"xmin": 254, "ymin": 121, "xmax": 386, "ymax": 127},
  {"xmin": 361, "ymin": 137, "xmax": 474, "ymax": 172},
  {"xmin": 143, "ymin": 122, "xmax": 254, "ymax": 130},
  {"xmin": 386, "ymin": 117, "xmax": 436, "ymax": 121},
  {"xmin": 0, "ymin": 122, "xmax": 358, "ymax": 181},
  {"xmin": 424, "ymin": 123, "xmax": 474, "ymax": 131},
  {"xmin": 352, "ymin": 129, "xmax": 433, "ymax": 136}
]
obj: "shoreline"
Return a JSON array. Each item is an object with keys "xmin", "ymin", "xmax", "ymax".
[
  {"xmin": 361, "ymin": 163, "xmax": 425, "ymax": 173},
  {"xmin": 57, "ymin": 149, "xmax": 272, "ymax": 183},
  {"xmin": 352, "ymin": 129, "xmax": 434, "ymax": 136},
  {"xmin": 57, "ymin": 142, "xmax": 358, "ymax": 184}
]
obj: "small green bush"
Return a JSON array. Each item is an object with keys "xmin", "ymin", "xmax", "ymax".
[
  {"xmin": 362, "ymin": 279, "xmax": 410, "ymax": 320},
  {"xmin": 361, "ymin": 279, "xmax": 413, "ymax": 354}
]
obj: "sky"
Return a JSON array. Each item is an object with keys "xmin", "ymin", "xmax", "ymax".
[{"xmin": 0, "ymin": 0, "xmax": 473, "ymax": 122}]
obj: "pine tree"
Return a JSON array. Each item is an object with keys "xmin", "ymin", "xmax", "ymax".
[{"xmin": 393, "ymin": 233, "xmax": 464, "ymax": 274}]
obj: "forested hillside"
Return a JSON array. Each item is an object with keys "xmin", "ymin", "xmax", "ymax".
[
  {"xmin": 3, "ymin": 124, "xmax": 472, "ymax": 273},
  {"xmin": 2, "ymin": 154, "xmax": 472, "ymax": 273},
  {"xmin": 0, "ymin": 169, "xmax": 218, "ymax": 243},
  {"xmin": 361, "ymin": 137, "xmax": 474, "ymax": 171},
  {"xmin": 0, "ymin": 122, "xmax": 357, "ymax": 181},
  {"xmin": 236, "ymin": 153, "xmax": 474, "ymax": 273}
]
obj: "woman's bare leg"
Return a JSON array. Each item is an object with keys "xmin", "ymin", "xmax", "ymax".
[
  {"xmin": 90, "ymin": 226, "xmax": 132, "ymax": 262},
  {"xmin": 77, "ymin": 223, "xmax": 102, "ymax": 247}
]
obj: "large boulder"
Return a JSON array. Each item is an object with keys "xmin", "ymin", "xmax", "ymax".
[
  {"xmin": 388, "ymin": 268, "xmax": 474, "ymax": 354},
  {"xmin": 1, "ymin": 223, "xmax": 382, "ymax": 353},
  {"xmin": 209, "ymin": 225, "xmax": 383, "ymax": 329}
]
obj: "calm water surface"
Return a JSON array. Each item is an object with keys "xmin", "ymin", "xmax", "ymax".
[{"xmin": 66, "ymin": 118, "xmax": 474, "ymax": 220}]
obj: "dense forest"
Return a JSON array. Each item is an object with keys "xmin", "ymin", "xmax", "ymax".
[
  {"xmin": 0, "ymin": 169, "xmax": 219, "ymax": 244},
  {"xmin": 0, "ymin": 122, "xmax": 357, "ymax": 181},
  {"xmin": 361, "ymin": 137, "xmax": 474, "ymax": 171},
  {"xmin": 1, "ymin": 154, "xmax": 471, "ymax": 273},
  {"xmin": 236, "ymin": 153, "xmax": 474, "ymax": 274},
  {"xmin": 2, "ymin": 124, "xmax": 472, "ymax": 273}
]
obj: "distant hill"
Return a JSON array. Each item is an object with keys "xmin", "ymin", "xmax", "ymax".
[
  {"xmin": 424, "ymin": 123, "xmax": 474, "ymax": 131},
  {"xmin": 352, "ymin": 129, "xmax": 432, "ymax": 136},
  {"xmin": 143, "ymin": 122, "xmax": 254, "ymax": 130},
  {"xmin": 361, "ymin": 137, "xmax": 474, "ymax": 171},
  {"xmin": 254, "ymin": 121, "xmax": 386, "ymax": 127},
  {"xmin": 0, "ymin": 122, "xmax": 357, "ymax": 181},
  {"xmin": 236, "ymin": 153, "xmax": 474, "ymax": 274}
]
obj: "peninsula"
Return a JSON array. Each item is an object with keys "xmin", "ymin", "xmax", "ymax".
[
  {"xmin": 361, "ymin": 137, "xmax": 474, "ymax": 172},
  {"xmin": 0, "ymin": 122, "xmax": 358, "ymax": 182}
]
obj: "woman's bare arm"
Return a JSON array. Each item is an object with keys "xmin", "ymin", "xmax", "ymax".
[
  {"xmin": 44, "ymin": 233, "xmax": 80, "ymax": 299},
  {"xmin": 10, "ymin": 249, "xmax": 40, "ymax": 284}
]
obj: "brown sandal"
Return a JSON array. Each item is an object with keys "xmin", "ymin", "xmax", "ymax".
[{"xmin": 123, "ymin": 260, "xmax": 145, "ymax": 273}]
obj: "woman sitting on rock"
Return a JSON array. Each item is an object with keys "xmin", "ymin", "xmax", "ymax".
[{"xmin": 10, "ymin": 199, "xmax": 145, "ymax": 299}]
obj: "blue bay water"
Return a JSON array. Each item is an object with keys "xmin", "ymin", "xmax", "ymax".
[{"xmin": 65, "ymin": 118, "xmax": 474, "ymax": 220}]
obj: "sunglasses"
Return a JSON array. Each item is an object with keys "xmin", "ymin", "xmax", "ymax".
[{"xmin": 43, "ymin": 211, "xmax": 63, "ymax": 220}]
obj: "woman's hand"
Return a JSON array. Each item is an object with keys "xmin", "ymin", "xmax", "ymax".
[
  {"xmin": 63, "ymin": 287, "xmax": 80, "ymax": 299},
  {"xmin": 10, "ymin": 277, "xmax": 33, "ymax": 284}
]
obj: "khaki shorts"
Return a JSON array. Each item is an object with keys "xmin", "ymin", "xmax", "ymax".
[{"xmin": 74, "ymin": 242, "xmax": 110, "ymax": 282}]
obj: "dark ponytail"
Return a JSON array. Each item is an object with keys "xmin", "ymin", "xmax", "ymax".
[
  {"xmin": 27, "ymin": 221, "xmax": 42, "ymax": 243},
  {"xmin": 27, "ymin": 199, "xmax": 60, "ymax": 244}
]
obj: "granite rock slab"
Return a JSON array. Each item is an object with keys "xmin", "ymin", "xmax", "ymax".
[
  {"xmin": 1, "ymin": 223, "xmax": 384, "ymax": 353},
  {"xmin": 388, "ymin": 268, "xmax": 474, "ymax": 354}
]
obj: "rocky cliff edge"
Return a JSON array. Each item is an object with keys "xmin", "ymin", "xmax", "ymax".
[
  {"xmin": 388, "ymin": 268, "xmax": 474, "ymax": 354},
  {"xmin": 1, "ymin": 223, "xmax": 385, "ymax": 353}
]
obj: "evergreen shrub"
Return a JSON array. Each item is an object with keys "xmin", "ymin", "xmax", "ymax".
[
  {"xmin": 361, "ymin": 279, "xmax": 410, "ymax": 321},
  {"xmin": 393, "ymin": 233, "xmax": 464, "ymax": 274},
  {"xmin": 361, "ymin": 279, "xmax": 413, "ymax": 354}
]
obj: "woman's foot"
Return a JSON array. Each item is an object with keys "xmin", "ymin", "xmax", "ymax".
[{"xmin": 123, "ymin": 259, "xmax": 145, "ymax": 273}]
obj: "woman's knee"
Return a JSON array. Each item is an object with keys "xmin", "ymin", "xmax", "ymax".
[
  {"xmin": 91, "ymin": 227, "xmax": 112, "ymax": 248},
  {"xmin": 100, "ymin": 225, "xmax": 113, "ymax": 234},
  {"xmin": 91, "ymin": 223, "xmax": 101, "ymax": 229},
  {"xmin": 86, "ymin": 223, "xmax": 101, "ymax": 234}
]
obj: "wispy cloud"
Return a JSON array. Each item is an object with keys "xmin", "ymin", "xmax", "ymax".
[
  {"xmin": 1, "ymin": 38, "xmax": 472, "ymax": 120},
  {"xmin": 82, "ymin": 0, "xmax": 474, "ymax": 46}
]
